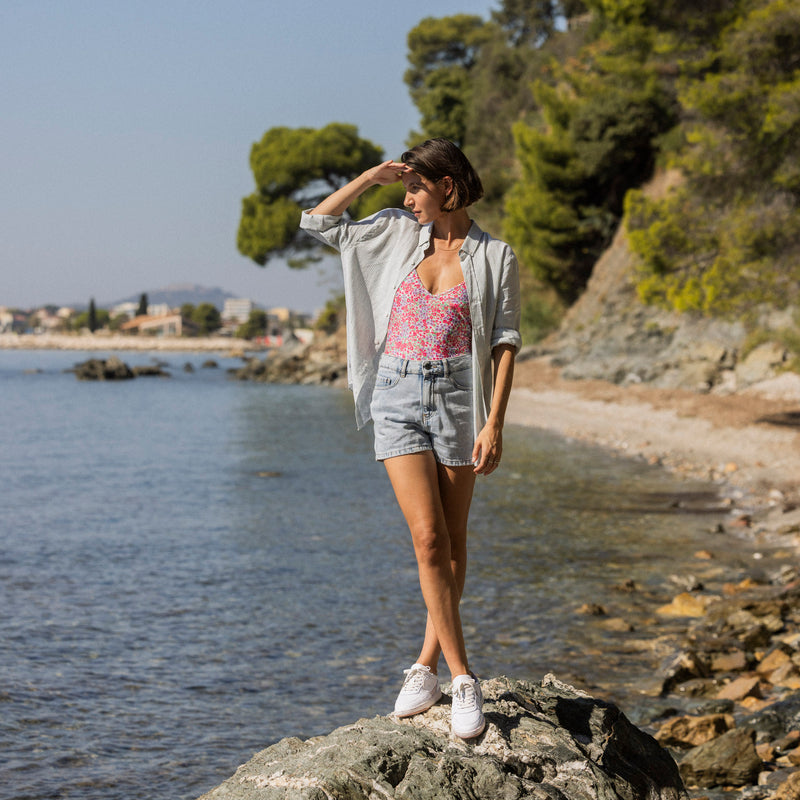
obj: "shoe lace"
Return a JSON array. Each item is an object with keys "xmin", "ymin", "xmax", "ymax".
[
  {"xmin": 402, "ymin": 667, "xmax": 428, "ymax": 691},
  {"xmin": 452, "ymin": 680, "xmax": 477, "ymax": 710}
]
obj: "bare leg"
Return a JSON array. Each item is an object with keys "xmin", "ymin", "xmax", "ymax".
[
  {"xmin": 415, "ymin": 461, "xmax": 475, "ymax": 672},
  {"xmin": 384, "ymin": 453, "xmax": 476, "ymax": 678}
]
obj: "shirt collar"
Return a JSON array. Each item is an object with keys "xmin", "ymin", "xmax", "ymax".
[{"xmin": 461, "ymin": 220, "xmax": 483, "ymax": 256}]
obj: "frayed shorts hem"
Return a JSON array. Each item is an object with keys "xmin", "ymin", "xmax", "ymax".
[{"xmin": 375, "ymin": 445, "xmax": 474, "ymax": 468}]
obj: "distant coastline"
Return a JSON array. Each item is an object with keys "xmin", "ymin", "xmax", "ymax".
[{"xmin": 0, "ymin": 333, "xmax": 266, "ymax": 353}]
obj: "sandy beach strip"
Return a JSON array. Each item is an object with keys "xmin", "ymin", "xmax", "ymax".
[
  {"xmin": 507, "ymin": 357, "xmax": 800, "ymax": 506},
  {"xmin": 0, "ymin": 333, "xmax": 264, "ymax": 353}
]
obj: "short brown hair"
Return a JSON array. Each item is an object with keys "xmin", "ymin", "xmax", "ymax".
[{"xmin": 401, "ymin": 138, "xmax": 484, "ymax": 211}]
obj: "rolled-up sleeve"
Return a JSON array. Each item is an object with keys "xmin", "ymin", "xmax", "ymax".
[
  {"xmin": 300, "ymin": 208, "xmax": 409, "ymax": 254},
  {"xmin": 490, "ymin": 247, "xmax": 522, "ymax": 352},
  {"xmin": 299, "ymin": 211, "xmax": 344, "ymax": 250}
]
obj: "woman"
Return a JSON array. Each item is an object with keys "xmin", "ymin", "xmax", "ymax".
[{"xmin": 300, "ymin": 138, "xmax": 521, "ymax": 739}]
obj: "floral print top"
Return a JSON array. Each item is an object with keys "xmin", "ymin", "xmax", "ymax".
[{"xmin": 384, "ymin": 269, "xmax": 472, "ymax": 359}]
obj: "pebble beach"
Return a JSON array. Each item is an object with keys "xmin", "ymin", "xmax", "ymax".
[{"xmin": 509, "ymin": 354, "xmax": 800, "ymax": 793}]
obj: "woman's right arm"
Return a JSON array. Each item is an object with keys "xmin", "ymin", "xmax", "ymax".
[{"xmin": 309, "ymin": 160, "xmax": 407, "ymax": 216}]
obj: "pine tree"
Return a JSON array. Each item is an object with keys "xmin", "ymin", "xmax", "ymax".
[{"xmin": 88, "ymin": 298, "xmax": 98, "ymax": 333}]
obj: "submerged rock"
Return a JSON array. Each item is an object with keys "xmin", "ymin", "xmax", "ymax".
[
  {"xmin": 71, "ymin": 356, "xmax": 170, "ymax": 379},
  {"xmin": 72, "ymin": 356, "xmax": 134, "ymax": 380},
  {"xmin": 131, "ymin": 364, "xmax": 170, "ymax": 377},
  {"xmin": 198, "ymin": 674, "xmax": 683, "ymax": 800}
]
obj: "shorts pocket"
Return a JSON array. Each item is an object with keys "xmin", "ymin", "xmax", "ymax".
[
  {"xmin": 448, "ymin": 366, "xmax": 472, "ymax": 392},
  {"xmin": 374, "ymin": 367, "xmax": 401, "ymax": 390}
]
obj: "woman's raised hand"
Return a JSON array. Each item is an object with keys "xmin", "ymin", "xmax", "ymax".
[
  {"xmin": 367, "ymin": 160, "xmax": 409, "ymax": 186},
  {"xmin": 309, "ymin": 160, "xmax": 409, "ymax": 216}
]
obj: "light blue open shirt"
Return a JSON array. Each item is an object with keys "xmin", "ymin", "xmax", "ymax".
[{"xmin": 300, "ymin": 208, "xmax": 522, "ymax": 439}]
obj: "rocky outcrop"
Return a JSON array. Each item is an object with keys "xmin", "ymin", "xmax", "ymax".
[
  {"xmin": 72, "ymin": 356, "xmax": 134, "ymax": 380},
  {"xmin": 71, "ymin": 356, "xmax": 169, "ymax": 379},
  {"xmin": 539, "ymin": 223, "xmax": 754, "ymax": 393},
  {"xmin": 198, "ymin": 674, "xmax": 683, "ymax": 800},
  {"xmin": 229, "ymin": 329, "xmax": 347, "ymax": 388},
  {"xmin": 536, "ymin": 171, "xmax": 797, "ymax": 394}
]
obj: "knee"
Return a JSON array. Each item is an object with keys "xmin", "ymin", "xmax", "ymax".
[{"xmin": 412, "ymin": 526, "xmax": 450, "ymax": 568}]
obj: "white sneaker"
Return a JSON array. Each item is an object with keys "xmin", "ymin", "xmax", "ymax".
[
  {"xmin": 451, "ymin": 673, "xmax": 485, "ymax": 739},
  {"xmin": 393, "ymin": 663, "xmax": 442, "ymax": 717}
]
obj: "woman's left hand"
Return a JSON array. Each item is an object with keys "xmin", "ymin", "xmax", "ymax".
[{"xmin": 472, "ymin": 422, "xmax": 503, "ymax": 476}]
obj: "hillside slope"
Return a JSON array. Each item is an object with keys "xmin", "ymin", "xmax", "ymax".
[{"xmin": 535, "ymin": 172, "xmax": 796, "ymax": 396}]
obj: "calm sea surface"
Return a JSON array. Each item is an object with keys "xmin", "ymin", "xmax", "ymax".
[{"xmin": 0, "ymin": 349, "xmax": 759, "ymax": 799}]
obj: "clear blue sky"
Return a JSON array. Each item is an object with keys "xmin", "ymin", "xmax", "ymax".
[{"xmin": 1, "ymin": 1, "xmax": 498, "ymax": 314}]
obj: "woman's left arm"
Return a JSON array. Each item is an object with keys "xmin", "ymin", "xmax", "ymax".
[{"xmin": 472, "ymin": 343, "xmax": 516, "ymax": 476}]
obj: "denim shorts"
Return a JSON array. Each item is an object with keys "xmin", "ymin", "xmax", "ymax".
[{"xmin": 370, "ymin": 353, "xmax": 474, "ymax": 466}]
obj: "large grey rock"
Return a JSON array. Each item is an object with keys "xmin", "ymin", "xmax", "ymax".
[
  {"xmin": 72, "ymin": 356, "xmax": 134, "ymax": 380},
  {"xmin": 198, "ymin": 675, "xmax": 684, "ymax": 800},
  {"xmin": 677, "ymin": 728, "xmax": 761, "ymax": 788}
]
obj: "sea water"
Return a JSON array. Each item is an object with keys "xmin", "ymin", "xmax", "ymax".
[{"xmin": 0, "ymin": 349, "xmax": 757, "ymax": 799}]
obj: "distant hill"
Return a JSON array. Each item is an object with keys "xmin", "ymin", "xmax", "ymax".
[{"xmin": 109, "ymin": 284, "xmax": 237, "ymax": 311}]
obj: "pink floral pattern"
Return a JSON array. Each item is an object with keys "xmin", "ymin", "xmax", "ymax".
[{"xmin": 384, "ymin": 270, "xmax": 472, "ymax": 359}]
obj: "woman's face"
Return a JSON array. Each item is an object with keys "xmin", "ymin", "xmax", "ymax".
[{"xmin": 402, "ymin": 171, "xmax": 447, "ymax": 224}]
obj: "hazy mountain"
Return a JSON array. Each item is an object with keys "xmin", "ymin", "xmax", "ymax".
[{"xmin": 109, "ymin": 284, "xmax": 237, "ymax": 311}]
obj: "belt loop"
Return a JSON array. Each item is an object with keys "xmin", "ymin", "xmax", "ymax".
[{"xmin": 401, "ymin": 359, "xmax": 408, "ymax": 378}]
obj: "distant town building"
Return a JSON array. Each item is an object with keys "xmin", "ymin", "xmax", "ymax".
[
  {"xmin": 33, "ymin": 308, "xmax": 64, "ymax": 332},
  {"xmin": 120, "ymin": 313, "xmax": 183, "ymax": 337},
  {"xmin": 111, "ymin": 301, "xmax": 139, "ymax": 319},
  {"xmin": 0, "ymin": 308, "xmax": 13, "ymax": 333},
  {"xmin": 111, "ymin": 301, "xmax": 171, "ymax": 319},
  {"xmin": 268, "ymin": 307, "xmax": 312, "ymax": 328},
  {"xmin": 223, "ymin": 298, "xmax": 254, "ymax": 323},
  {"xmin": 269, "ymin": 306, "xmax": 292, "ymax": 323}
]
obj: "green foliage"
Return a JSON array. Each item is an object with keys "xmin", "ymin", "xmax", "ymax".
[
  {"xmin": 314, "ymin": 295, "xmax": 346, "ymax": 335},
  {"xmin": 583, "ymin": 0, "xmax": 738, "ymax": 35},
  {"xmin": 491, "ymin": 0, "xmax": 559, "ymax": 46},
  {"xmin": 626, "ymin": 0, "xmax": 800, "ymax": 317},
  {"xmin": 235, "ymin": 309, "xmax": 268, "ymax": 340},
  {"xmin": 136, "ymin": 293, "xmax": 148, "ymax": 316},
  {"xmin": 181, "ymin": 303, "xmax": 222, "ymax": 336},
  {"xmin": 504, "ymin": 24, "xmax": 678, "ymax": 304},
  {"xmin": 353, "ymin": 183, "xmax": 406, "ymax": 220},
  {"xmin": 238, "ymin": 123, "xmax": 385, "ymax": 266},
  {"xmin": 88, "ymin": 298, "xmax": 97, "ymax": 333},
  {"xmin": 404, "ymin": 15, "xmax": 493, "ymax": 145},
  {"xmin": 627, "ymin": 185, "xmax": 800, "ymax": 314},
  {"xmin": 461, "ymin": 29, "xmax": 545, "ymax": 220},
  {"xmin": 520, "ymin": 284, "xmax": 564, "ymax": 343},
  {"xmin": 108, "ymin": 313, "xmax": 128, "ymax": 332},
  {"xmin": 74, "ymin": 300, "xmax": 109, "ymax": 332}
]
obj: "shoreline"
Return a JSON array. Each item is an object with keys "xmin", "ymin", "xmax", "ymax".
[
  {"xmin": 0, "ymin": 333, "xmax": 265, "ymax": 354},
  {"xmin": 507, "ymin": 355, "xmax": 800, "ymax": 510}
]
